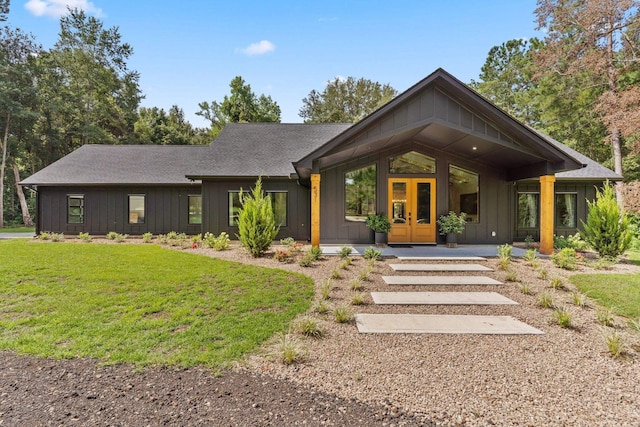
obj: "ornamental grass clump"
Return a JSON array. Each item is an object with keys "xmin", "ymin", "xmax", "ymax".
[
  {"xmin": 537, "ymin": 291, "xmax": 554, "ymax": 308},
  {"xmin": 276, "ymin": 332, "xmax": 307, "ymax": 365},
  {"xmin": 333, "ymin": 304, "xmax": 353, "ymax": 323},
  {"xmin": 553, "ymin": 306, "xmax": 573, "ymax": 328},
  {"xmin": 237, "ymin": 178, "xmax": 279, "ymax": 257},
  {"xmin": 295, "ymin": 316, "xmax": 324, "ymax": 338},
  {"xmin": 338, "ymin": 246, "xmax": 353, "ymax": 259},
  {"xmin": 596, "ymin": 307, "xmax": 615, "ymax": 327},
  {"xmin": 581, "ymin": 181, "xmax": 632, "ymax": 258},
  {"xmin": 603, "ymin": 330, "xmax": 624, "ymax": 358},
  {"xmin": 363, "ymin": 246, "xmax": 382, "ymax": 261},
  {"xmin": 572, "ymin": 292, "xmax": 587, "ymax": 308}
]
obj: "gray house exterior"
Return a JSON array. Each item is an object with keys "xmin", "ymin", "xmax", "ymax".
[{"xmin": 21, "ymin": 69, "xmax": 620, "ymax": 254}]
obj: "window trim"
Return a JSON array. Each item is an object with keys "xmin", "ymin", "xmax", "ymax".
[
  {"xmin": 517, "ymin": 192, "xmax": 540, "ymax": 229},
  {"xmin": 188, "ymin": 194, "xmax": 202, "ymax": 225},
  {"xmin": 128, "ymin": 194, "xmax": 146, "ymax": 224},
  {"xmin": 67, "ymin": 194, "xmax": 85, "ymax": 224}
]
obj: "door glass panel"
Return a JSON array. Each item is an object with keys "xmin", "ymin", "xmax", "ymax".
[
  {"xmin": 391, "ymin": 182, "xmax": 407, "ymax": 224},
  {"xmin": 416, "ymin": 182, "xmax": 431, "ymax": 224}
]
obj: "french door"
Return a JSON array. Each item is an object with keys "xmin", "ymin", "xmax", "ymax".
[{"xmin": 387, "ymin": 178, "xmax": 436, "ymax": 243}]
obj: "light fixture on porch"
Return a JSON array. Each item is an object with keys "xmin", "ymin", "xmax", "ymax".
[{"xmin": 472, "ymin": 146, "xmax": 477, "ymax": 151}]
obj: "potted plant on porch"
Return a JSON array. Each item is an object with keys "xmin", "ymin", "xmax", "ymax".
[
  {"xmin": 437, "ymin": 211, "xmax": 467, "ymax": 248},
  {"xmin": 365, "ymin": 213, "xmax": 392, "ymax": 247}
]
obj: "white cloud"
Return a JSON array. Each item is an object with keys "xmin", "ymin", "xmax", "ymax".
[
  {"xmin": 240, "ymin": 40, "xmax": 275, "ymax": 56},
  {"xmin": 25, "ymin": 0, "xmax": 104, "ymax": 18}
]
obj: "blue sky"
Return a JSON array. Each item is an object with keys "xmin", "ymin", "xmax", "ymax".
[{"xmin": 8, "ymin": 0, "xmax": 543, "ymax": 127}]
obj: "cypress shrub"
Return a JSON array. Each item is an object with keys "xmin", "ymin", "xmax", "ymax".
[
  {"xmin": 237, "ymin": 178, "xmax": 279, "ymax": 257},
  {"xmin": 581, "ymin": 182, "xmax": 632, "ymax": 258}
]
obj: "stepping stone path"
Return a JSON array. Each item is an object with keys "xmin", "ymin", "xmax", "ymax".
[{"xmin": 356, "ymin": 257, "xmax": 543, "ymax": 335}]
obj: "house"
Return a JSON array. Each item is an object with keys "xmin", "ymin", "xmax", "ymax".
[{"xmin": 21, "ymin": 68, "xmax": 620, "ymax": 254}]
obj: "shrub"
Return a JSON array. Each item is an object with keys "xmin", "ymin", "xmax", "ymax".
[
  {"xmin": 581, "ymin": 181, "xmax": 633, "ymax": 258},
  {"xmin": 142, "ymin": 232, "xmax": 153, "ymax": 243},
  {"xmin": 308, "ymin": 246, "xmax": 323, "ymax": 261},
  {"xmin": 106, "ymin": 231, "xmax": 118, "ymax": 240},
  {"xmin": 363, "ymin": 246, "xmax": 382, "ymax": 261},
  {"xmin": 524, "ymin": 235, "xmax": 535, "ymax": 249},
  {"xmin": 237, "ymin": 178, "xmax": 279, "ymax": 257},
  {"xmin": 274, "ymin": 249, "xmax": 292, "ymax": 263},
  {"xmin": 338, "ymin": 245, "xmax": 353, "ymax": 259},
  {"xmin": 78, "ymin": 232, "xmax": 92, "ymax": 242},
  {"xmin": 191, "ymin": 233, "xmax": 202, "ymax": 244},
  {"xmin": 295, "ymin": 316, "xmax": 324, "ymax": 338},
  {"xmin": 298, "ymin": 254, "xmax": 313, "ymax": 267},
  {"xmin": 114, "ymin": 233, "xmax": 128, "ymax": 243},
  {"xmin": 203, "ymin": 232, "xmax": 231, "ymax": 250},
  {"xmin": 49, "ymin": 232, "xmax": 64, "ymax": 242},
  {"xmin": 38, "ymin": 231, "xmax": 52, "ymax": 240},
  {"xmin": 333, "ymin": 304, "xmax": 353, "ymax": 323},
  {"xmin": 596, "ymin": 307, "xmax": 615, "ymax": 327},
  {"xmin": 157, "ymin": 234, "xmax": 169, "ymax": 244},
  {"xmin": 553, "ymin": 306, "xmax": 573, "ymax": 328},
  {"xmin": 537, "ymin": 292, "xmax": 554, "ymax": 308},
  {"xmin": 552, "ymin": 248, "xmax": 580, "ymax": 270}
]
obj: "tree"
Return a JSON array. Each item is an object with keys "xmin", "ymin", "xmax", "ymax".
[
  {"xmin": 0, "ymin": 0, "xmax": 9, "ymax": 23},
  {"xmin": 197, "ymin": 76, "xmax": 281, "ymax": 139},
  {"xmin": 535, "ymin": 0, "xmax": 640, "ymax": 201},
  {"xmin": 237, "ymin": 178, "xmax": 279, "ymax": 257},
  {"xmin": 36, "ymin": 8, "xmax": 142, "ymax": 154},
  {"xmin": 0, "ymin": 26, "xmax": 40, "ymax": 227},
  {"xmin": 134, "ymin": 105, "xmax": 202, "ymax": 145},
  {"xmin": 299, "ymin": 77, "xmax": 397, "ymax": 123}
]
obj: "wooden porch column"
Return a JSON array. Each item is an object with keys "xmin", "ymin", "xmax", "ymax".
[
  {"xmin": 539, "ymin": 175, "xmax": 556, "ymax": 255},
  {"xmin": 311, "ymin": 174, "xmax": 321, "ymax": 247}
]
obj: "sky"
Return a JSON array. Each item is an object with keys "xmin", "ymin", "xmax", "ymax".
[{"xmin": 7, "ymin": 0, "xmax": 544, "ymax": 127}]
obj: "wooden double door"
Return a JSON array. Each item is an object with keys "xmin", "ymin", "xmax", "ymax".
[{"xmin": 387, "ymin": 178, "xmax": 436, "ymax": 243}]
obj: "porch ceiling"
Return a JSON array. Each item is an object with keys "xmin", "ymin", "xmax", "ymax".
[{"xmin": 313, "ymin": 121, "xmax": 571, "ymax": 180}]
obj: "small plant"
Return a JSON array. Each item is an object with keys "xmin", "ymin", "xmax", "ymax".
[
  {"xmin": 203, "ymin": 232, "xmax": 231, "ymax": 250},
  {"xmin": 191, "ymin": 233, "xmax": 202, "ymax": 244},
  {"xmin": 307, "ymin": 246, "xmax": 323, "ymax": 261},
  {"xmin": 363, "ymin": 246, "xmax": 382, "ymax": 261},
  {"xmin": 549, "ymin": 277, "xmax": 564, "ymax": 290},
  {"xmin": 553, "ymin": 306, "xmax": 573, "ymax": 328},
  {"xmin": 358, "ymin": 266, "xmax": 372, "ymax": 281},
  {"xmin": 48, "ymin": 232, "xmax": 64, "ymax": 242},
  {"xmin": 538, "ymin": 268, "xmax": 549, "ymax": 280},
  {"xmin": 591, "ymin": 256, "xmax": 617, "ymax": 270},
  {"xmin": 142, "ymin": 232, "xmax": 153, "ymax": 243},
  {"xmin": 276, "ymin": 332, "xmax": 307, "ymax": 365},
  {"xmin": 333, "ymin": 304, "xmax": 353, "ymax": 323},
  {"xmin": 331, "ymin": 269, "xmax": 341, "ymax": 279},
  {"xmin": 603, "ymin": 330, "xmax": 624, "ymax": 358},
  {"xmin": 524, "ymin": 235, "xmax": 535, "ymax": 249},
  {"xmin": 157, "ymin": 234, "xmax": 169, "ymax": 244},
  {"xmin": 520, "ymin": 283, "xmax": 533, "ymax": 295},
  {"xmin": 280, "ymin": 237, "xmax": 295, "ymax": 247},
  {"xmin": 78, "ymin": 232, "xmax": 92, "ymax": 242},
  {"xmin": 319, "ymin": 279, "xmax": 333, "ymax": 300},
  {"xmin": 437, "ymin": 211, "xmax": 467, "ymax": 235},
  {"xmin": 551, "ymin": 247, "xmax": 580, "ymax": 270},
  {"xmin": 38, "ymin": 231, "xmax": 52, "ymax": 240},
  {"xmin": 106, "ymin": 231, "xmax": 118, "ymax": 240},
  {"xmin": 497, "ymin": 244, "xmax": 513, "ymax": 260},
  {"xmin": 274, "ymin": 249, "xmax": 292, "ymax": 263},
  {"xmin": 314, "ymin": 300, "xmax": 330, "ymax": 314},
  {"xmin": 522, "ymin": 248, "xmax": 538, "ymax": 265},
  {"xmin": 505, "ymin": 269, "xmax": 519, "ymax": 282},
  {"xmin": 114, "ymin": 233, "xmax": 128, "ymax": 243},
  {"xmin": 350, "ymin": 278, "xmax": 363, "ymax": 291},
  {"xmin": 338, "ymin": 245, "xmax": 353, "ymax": 259},
  {"xmin": 627, "ymin": 317, "xmax": 640, "ymax": 332},
  {"xmin": 295, "ymin": 316, "xmax": 324, "ymax": 338},
  {"xmin": 339, "ymin": 259, "xmax": 351, "ymax": 270},
  {"xmin": 596, "ymin": 307, "xmax": 615, "ymax": 327},
  {"xmin": 537, "ymin": 292, "xmax": 554, "ymax": 308},
  {"xmin": 298, "ymin": 254, "xmax": 313, "ymax": 267},
  {"xmin": 364, "ymin": 213, "xmax": 392, "ymax": 233},
  {"xmin": 351, "ymin": 292, "xmax": 367, "ymax": 305},
  {"xmin": 571, "ymin": 292, "xmax": 587, "ymax": 307}
]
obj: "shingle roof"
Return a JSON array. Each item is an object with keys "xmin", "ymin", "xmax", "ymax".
[
  {"xmin": 186, "ymin": 123, "xmax": 352, "ymax": 178},
  {"xmin": 20, "ymin": 144, "xmax": 209, "ymax": 186}
]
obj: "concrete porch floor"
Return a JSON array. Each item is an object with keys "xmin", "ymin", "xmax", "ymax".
[{"xmin": 320, "ymin": 244, "xmax": 527, "ymax": 258}]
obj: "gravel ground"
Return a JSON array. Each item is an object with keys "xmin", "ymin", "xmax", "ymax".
[{"xmin": 2, "ymin": 239, "xmax": 640, "ymax": 426}]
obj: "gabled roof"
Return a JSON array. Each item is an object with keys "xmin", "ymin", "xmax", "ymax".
[
  {"xmin": 20, "ymin": 145, "xmax": 209, "ymax": 186},
  {"xmin": 293, "ymin": 68, "xmax": 586, "ymax": 181},
  {"xmin": 186, "ymin": 123, "xmax": 351, "ymax": 178}
]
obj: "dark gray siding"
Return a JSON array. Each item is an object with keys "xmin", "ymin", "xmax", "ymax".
[
  {"xmin": 37, "ymin": 185, "xmax": 202, "ymax": 235},
  {"xmin": 514, "ymin": 180, "xmax": 601, "ymax": 241},
  {"xmin": 201, "ymin": 178, "xmax": 310, "ymax": 241},
  {"xmin": 319, "ymin": 143, "xmax": 514, "ymax": 245}
]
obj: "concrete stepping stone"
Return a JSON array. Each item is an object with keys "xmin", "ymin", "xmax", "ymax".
[
  {"xmin": 390, "ymin": 263, "xmax": 492, "ymax": 272},
  {"xmin": 382, "ymin": 275, "xmax": 502, "ymax": 285},
  {"xmin": 371, "ymin": 291, "xmax": 517, "ymax": 305},
  {"xmin": 355, "ymin": 314, "xmax": 543, "ymax": 335},
  {"xmin": 396, "ymin": 256, "xmax": 486, "ymax": 261}
]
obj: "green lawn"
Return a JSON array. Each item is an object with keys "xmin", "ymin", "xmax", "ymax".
[
  {"xmin": 0, "ymin": 226, "xmax": 35, "ymax": 233},
  {"xmin": 570, "ymin": 272, "xmax": 640, "ymax": 318},
  {"xmin": 0, "ymin": 240, "xmax": 313, "ymax": 367}
]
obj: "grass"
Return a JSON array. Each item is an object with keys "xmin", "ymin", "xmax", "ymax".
[
  {"xmin": 0, "ymin": 240, "xmax": 313, "ymax": 368},
  {"xmin": 0, "ymin": 226, "xmax": 35, "ymax": 233},
  {"xmin": 570, "ymin": 273, "xmax": 640, "ymax": 318}
]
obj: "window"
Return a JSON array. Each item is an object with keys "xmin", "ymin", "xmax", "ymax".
[
  {"xmin": 517, "ymin": 193, "xmax": 539, "ymax": 228},
  {"xmin": 556, "ymin": 193, "xmax": 577, "ymax": 228},
  {"xmin": 128, "ymin": 195, "xmax": 145, "ymax": 224},
  {"xmin": 228, "ymin": 190, "xmax": 287, "ymax": 227},
  {"xmin": 188, "ymin": 195, "xmax": 202, "ymax": 225},
  {"xmin": 267, "ymin": 191, "xmax": 287, "ymax": 227},
  {"xmin": 345, "ymin": 164, "xmax": 376, "ymax": 222},
  {"xmin": 449, "ymin": 165, "xmax": 479, "ymax": 223},
  {"xmin": 67, "ymin": 195, "xmax": 84, "ymax": 224},
  {"xmin": 389, "ymin": 151, "xmax": 436, "ymax": 174}
]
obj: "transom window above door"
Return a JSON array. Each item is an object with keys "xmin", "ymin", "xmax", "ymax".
[{"xmin": 389, "ymin": 151, "xmax": 436, "ymax": 174}]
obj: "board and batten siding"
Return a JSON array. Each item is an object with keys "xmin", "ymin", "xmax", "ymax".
[
  {"xmin": 319, "ymin": 142, "xmax": 514, "ymax": 245},
  {"xmin": 201, "ymin": 178, "xmax": 310, "ymax": 241},
  {"xmin": 37, "ymin": 185, "xmax": 202, "ymax": 235}
]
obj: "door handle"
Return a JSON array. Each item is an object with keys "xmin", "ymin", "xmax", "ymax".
[{"xmin": 408, "ymin": 212, "xmax": 411, "ymax": 226}]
